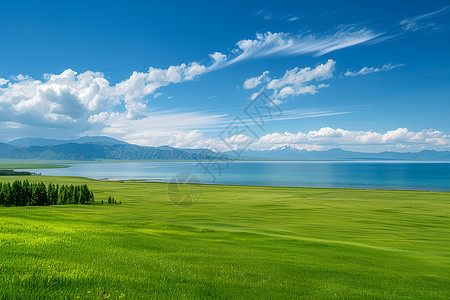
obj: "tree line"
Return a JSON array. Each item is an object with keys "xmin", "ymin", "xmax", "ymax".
[
  {"xmin": 0, "ymin": 180, "xmax": 118, "ymax": 207},
  {"xmin": 0, "ymin": 170, "xmax": 36, "ymax": 176}
]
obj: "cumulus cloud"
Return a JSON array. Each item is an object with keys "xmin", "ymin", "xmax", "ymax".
[
  {"xmin": 243, "ymin": 71, "xmax": 270, "ymax": 89},
  {"xmin": 0, "ymin": 60, "xmax": 208, "ymax": 128},
  {"xmin": 344, "ymin": 63, "xmax": 404, "ymax": 77},
  {"xmin": 244, "ymin": 59, "xmax": 335, "ymax": 101},
  {"xmin": 222, "ymin": 127, "xmax": 450, "ymax": 152},
  {"xmin": 112, "ymin": 62, "xmax": 207, "ymax": 101},
  {"xmin": 207, "ymin": 52, "xmax": 228, "ymax": 71}
]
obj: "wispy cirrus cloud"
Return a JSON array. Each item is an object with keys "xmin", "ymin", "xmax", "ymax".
[
  {"xmin": 219, "ymin": 29, "xmax": 381, "ymax": 68},
  {"xmin": 400, "ymin": 5, "xmax": 450, "ymax": 31},
  {"xmin": 344, "ymin": 62, "xmax": 404, "ymax": 77}
]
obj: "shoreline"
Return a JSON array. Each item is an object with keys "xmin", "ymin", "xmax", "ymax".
[{"xmin": 2, "ymin": 175, "xmax": 449, "ymax": 193}]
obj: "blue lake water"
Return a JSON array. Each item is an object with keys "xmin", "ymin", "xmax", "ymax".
[{"xmin": 24, "ymin": 161, "xmax": 450, "ymax": 191}]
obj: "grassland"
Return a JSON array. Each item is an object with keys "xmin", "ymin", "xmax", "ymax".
[
  {"xmin": 0, "ymin": 162, "xmax": 69, "ymax": 169},
  {"xmin": 0, "ymin": 176, "xmax": 449, "ymax": 299}
]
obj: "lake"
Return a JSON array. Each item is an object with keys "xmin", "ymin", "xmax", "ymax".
[{"xmin": 24, "ymin": 161, "xmax": 450, "ymax": 191}]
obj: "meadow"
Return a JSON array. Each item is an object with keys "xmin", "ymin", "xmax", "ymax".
[
  {"xmin": 0, "ymin": 175, "xmax": 449, "ymax": 299},
  {"xmin": 0, "ymin": 162, "xmax": 69, "ymax": 169}
]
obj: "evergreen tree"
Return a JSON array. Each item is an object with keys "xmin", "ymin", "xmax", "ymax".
[
  {"xmin": 67, "ymin": 185, "xmax": 73, "ymax": 204},
  {"xmin": 33, "ymin": 182, "xmax": 47, "ymax": 206},
  {"xmin": 73, "ymin": 185, "xmax": 80, "ymax": 204},
  {"xmin": 23, "ymin": 180, "xmax": 32, "ymax": 206},
  {"xmin": 0, "ymin": 181, "xmax": 97, "ymax": 208},
  {"xmin": 58, "ymin": 185, "xmax": 66, "ymax": 205},
  {"xmin": 11, "ymin": 180, "xmax": 22, "ymax": 206},
  {"xmin": 89, "ymin": 190, "xmax": 94, "ymax": 203},
  {"xmin": 79, "ymin": 185, "xmax": 89, "ymax": 204},
  {"xmin": 47, "ymin": 183, "xmax": 54, "ymax": 205},
  {"xmin": 0, "ymin": 183, "xmax": 4, "ymax": 206},
  {"xmin": 54, "ymin": 184, "xmax": 59, "ymax": 205},
  {"xmin": 3, "ymin": 183, "xmax": 12, "ymax": 207}
]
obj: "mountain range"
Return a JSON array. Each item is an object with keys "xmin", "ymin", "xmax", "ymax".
[
  {"xmin": 1, "ymin": 137, "xmax": 449, "ymax": 161},
  {"xmin": 8, "ymin": 136, "xmax": 127, "ymax": 147},
  {"xmin": 231, "ymin": 146, "xmax": 450, "ymax": 161},
  {"xmin": 0, "ymin": 137, "xmax": 214, "ymax": 161}
]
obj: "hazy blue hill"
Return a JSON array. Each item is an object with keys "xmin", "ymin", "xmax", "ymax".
[
  {"xmin": 155, "ymin": 145, "xmax": 218, "ymax": 157},
  {"xmin": 74, "ymin": 136, "xmax": 128, "ymax": 145},
  {"xmin": 0, "ymin": 142, "xmax": 33, "ymax": 159},
  {"xmin": 234, "ymin": 147, "xmax": 450, "ymax": 161},
  {"xmin": 2, "ymin": 143, "xmax": 215, "ymax": 161},
  {"xmin": 8, "ymin": 138, "xmax": 63, "ymax": 147},
  {"xmin": 8, "ymin": 136, "xmax": 126, "ymax": 147}
]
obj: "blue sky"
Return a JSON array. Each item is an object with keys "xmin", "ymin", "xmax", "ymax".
[{"xmin": 0, "ymin": 0, "xmax": 449, "ymax": 152}]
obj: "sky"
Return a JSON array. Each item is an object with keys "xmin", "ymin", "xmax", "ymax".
[{"xmin": 0, "ymin": 0, "xmax": 449, "ymax": 152}]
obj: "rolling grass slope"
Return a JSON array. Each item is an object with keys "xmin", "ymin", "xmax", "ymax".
[{"xmin": 0, "ymin": 176, "xmax": 449, "ymax": 299}]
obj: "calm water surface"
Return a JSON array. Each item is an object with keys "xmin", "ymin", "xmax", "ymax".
[{"xmin": 24, "ymin": 161, "xmax": 450, "ymax": 191}]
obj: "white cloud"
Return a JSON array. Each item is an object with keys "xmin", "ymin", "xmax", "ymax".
[
  {"xmin": 112, "ymin": 62, "xmax": 207, "ymax": 102},
  {"xmin": 236, "ymin": 127, "xmax": 450, "ymax": 152},
  {"xmin": 12, "ymin": 74, "xmax": 32, "ymax": 81},
  {"xmin": 0, "ymin": 60, "xmax": 208, "ymax": 128},
  {"xmin": 97, "ymin": 125, "xmax": 449, "ymax": 153},
  {"xmin": 400, "ymin": 6, "xmax": 450, "ymax": 31},
  {"xmin": 207, "ymin": 52, "xmax": 228, "ymax": 71},
  {"xmin": 0, "ymin": 23, "xmax": 384, "ymax": 130},
  {"xmin": 87, "ymin": 111, "xmax": 115, "ymax": 124},
  {"xmin": 345, "ymin": 63, "xmax": 404, "ymax": 77},
  {"xmin": 267, "ymin": 59, "xmax": 335, "ymax": 89},
  {"xmin": 244, "ymin": 59, "xmax": 335, "ymax": 101},
  {"xmin": 0, "ymin": 69, "xmax": 108, "ymax": 127},
  {"xmin": 220, "ymin": 28, "xmax": 380, "ymax": 68},
  {"xmin": 287, "ymin": 16, "xmax": 299, "ymax": 22},
  {"xmin": 85, "ymin": 110, "xmax": 227, "ymax": 147},
  {"xmin": 121, "ymin": 130, "xmax": 212, "ymax": 149},
  {"xmin": 243, "ymin": 71, "xmax": 270, "ymax": 89},
  {"xmin": 2, "ymin": 121, "xmax": 25, "ymax": 129}
]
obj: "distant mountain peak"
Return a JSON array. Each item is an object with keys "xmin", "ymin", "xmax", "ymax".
[
  {"xmin": 8, "ymin": 136, "xmax": 127, "ymax": 147},
  {"xmin": 270, "ymin": 145, "xmax": 303, "ymax": 152}
]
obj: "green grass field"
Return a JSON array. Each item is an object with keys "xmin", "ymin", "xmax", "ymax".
[
  {"xmin": 0, "ymin": 176, "xmax": 449, "ymax": 299},
  {"xmin": 0, "ymin": 163, "xmax": 69, "ymax": 169}
]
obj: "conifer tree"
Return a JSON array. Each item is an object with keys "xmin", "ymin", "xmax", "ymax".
[
  {"xmin": 0, "ymin": 183, "xmax": 4, "ymax": 206},
  {"xmin": 3, "ymin": 183, "xmax": 12, "ymax": 207}
]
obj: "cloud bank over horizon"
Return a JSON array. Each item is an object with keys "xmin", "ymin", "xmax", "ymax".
[{"xmin": 96, "ymin": 126, "xmax": 450, "ymax": 153}]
